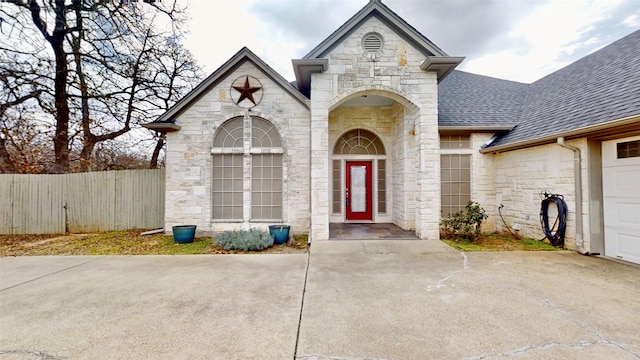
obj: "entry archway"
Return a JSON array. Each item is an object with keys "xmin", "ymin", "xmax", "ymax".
[{"xmin": 332, "ymin": 128, "xmax": 387, "ymax": 222}]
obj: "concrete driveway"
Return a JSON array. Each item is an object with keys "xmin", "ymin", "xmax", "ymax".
[
  {"xmin": 1, "ymin": 255, "xmax": 307, "ymax": 359},
  {"xmin": 1, "ymin": 241, "xmax": 639, "ymax": 359}
]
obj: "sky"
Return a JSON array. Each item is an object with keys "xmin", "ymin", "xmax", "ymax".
[{"xmin": 180, "ymin": 0, "xmax": 640, "ymax": 84}]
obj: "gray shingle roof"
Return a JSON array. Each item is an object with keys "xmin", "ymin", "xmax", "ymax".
[
  {"xmin": 438, "ymin": 71, "xmax": 528, "ymax": 127},
  {"xmin": 439, "ymin": 29, "xmax": 640, "ymax": 148}
]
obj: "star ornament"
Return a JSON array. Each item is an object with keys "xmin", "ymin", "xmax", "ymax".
[{"xmin": 231, "ymin": 76, "xmax": 263, "ymax": 107}]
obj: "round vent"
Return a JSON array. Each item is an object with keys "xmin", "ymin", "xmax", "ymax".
[{"xmin": 362, "ymin": 33, "xmax": 383, "ymax": 54}]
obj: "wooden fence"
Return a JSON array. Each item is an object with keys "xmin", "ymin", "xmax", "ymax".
[{"xmin": 0, "ymin": 169, "xmax": 165, "ymax": 234}]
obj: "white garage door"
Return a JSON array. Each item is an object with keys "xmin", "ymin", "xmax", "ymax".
[{"xmin": 602, "ymin": 136, "xmax": 640, "ymax": 264}]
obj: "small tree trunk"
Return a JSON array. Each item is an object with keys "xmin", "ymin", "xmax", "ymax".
[
  {"xmin": 0, "ymin": 137, "xmax": 17, "ymax": 173},
  {"xmin": 79, "ymin": 140, "xmax": 96, "ymax": 172},
  {"xmin": 150, "ymin": 135, "xmax": 165, "ymax": 169}
]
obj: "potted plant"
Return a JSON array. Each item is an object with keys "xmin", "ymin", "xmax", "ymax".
[
  {"xmin": 172, "ymin": 225, "xmax": 197, "ymax": 244},
  {"xmin": 268, "ymin": 225, "xmax": 290, "ymax": 245}
]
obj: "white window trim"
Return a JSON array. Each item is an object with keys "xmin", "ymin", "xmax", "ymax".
[
  {"xmin": 211, "ymin": 116, "xmax": 284, "ymax": 223},
  {"xmin": 210, "ymin": 148, "xmax": 244, "ymax": 154}
]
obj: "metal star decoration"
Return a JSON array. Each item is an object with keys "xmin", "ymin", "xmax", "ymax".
[{"xmin": 232, "ymin": 76, "xmax": 262, "ymax": 106}]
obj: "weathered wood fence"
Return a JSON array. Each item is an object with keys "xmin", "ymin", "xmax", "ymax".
[{"xmin": 0, "ymin": 169, "xmax": 165, "ymax": 234}]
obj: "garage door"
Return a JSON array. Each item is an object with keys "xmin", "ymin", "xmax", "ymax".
[{"xmin": 602, "ymin": 136, "xmax": 640, "ymax": 264}]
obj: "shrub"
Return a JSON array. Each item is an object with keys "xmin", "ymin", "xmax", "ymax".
[
  {"xmin": 214, "ymin": 229, "xmax": 274, "ymax": 251},
  {"xmin": 440, "ymin": 202, "xmax": 488, "ymax": 240}
]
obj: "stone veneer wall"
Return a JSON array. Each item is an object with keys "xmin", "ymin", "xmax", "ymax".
[
  {"xmin": 391, "ymin": 102, "xmax": 416, "ymax": 229},
  {"xmin": 489, "ymin": 139, "xmax": 591, "ymax": 250},
  {"xmin": 164, "ymin": 61, "xmax": 311, "ymax": 234},
  {"xmin": 329, "ymin": 107, "xmax": 394, "ymax": 146},
  {"xmin": 310, "ymin": 16, "xmax": 439, "ymax": 240},
  {"xmin": 470, "ymin": 133, "xmax": 497, "ymax": 230}
]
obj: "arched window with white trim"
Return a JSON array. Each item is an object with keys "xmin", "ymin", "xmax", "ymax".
[
  {"xmin": 212, "ymin": 116, "xmax": 283, "ymax": 221},
  {"xmin": 333, "ymin": 129, "xmax": 385, "ymax": 155},
  {"xmin": 332, "ymin": 129, "xmax": 387, "ymax": 215}
]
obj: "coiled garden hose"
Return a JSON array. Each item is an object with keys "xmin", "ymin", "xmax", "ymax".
[{"xmin": 539, "ymin": 192, "xmax": 568, "ymax": 247}]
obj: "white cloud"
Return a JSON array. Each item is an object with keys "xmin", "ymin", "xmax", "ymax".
[
  {"xmin": 623, "ymin": 14, "xmax": 640, "ymax": 27},
  {"xmin": 183, "ymin": 0, "xmax": 260, "ymax": 73},
  {"xmin": 182, "ymin": 0, "xmax": 639, "ymax": 83},
  {"xmin": 460, "ymin": 0, "xmax": 626, "ymax": 82}
]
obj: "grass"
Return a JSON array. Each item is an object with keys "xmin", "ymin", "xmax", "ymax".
[
  {"xmin": 0, "ymin": 230, "xmax": 309, "ymax": 256},
  {"xmin": 1, "ymin": 230, "xmax": 558, "ymax": 256},
  {"xmin": 441, "ymin": 232, "xmax": 563, "ymax": 252}
]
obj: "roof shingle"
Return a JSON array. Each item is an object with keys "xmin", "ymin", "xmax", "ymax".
[
  {"xmin": 439, "ymin": 29, "xmax": 640, "ymax": 148},
  {"xmin": 438, "ymin": 70, "xmax": 528, "ymax": 128}
]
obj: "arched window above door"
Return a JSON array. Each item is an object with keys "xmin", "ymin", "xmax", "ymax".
[
  {"xmin": 332, "ymin": 129, "xmax": 387, "ymax": 216},
  {"xmin": 334, "ymin": 129, "xmax": 385, "ymax": 155}
]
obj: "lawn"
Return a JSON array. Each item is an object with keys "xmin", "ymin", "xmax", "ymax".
[
  {"xmin": 0, "ymin": 230, "xmax": 560, "ymax": 256},
  {"xmin": 0, "ymin": 230, "xmax": 309, "ymax": 256},
  {"xmin": 441, "ymin": 232, "xmax": 563, "ymax": 252}
]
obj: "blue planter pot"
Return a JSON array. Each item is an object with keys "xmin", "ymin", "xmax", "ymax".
[
  {"xmin": 269, "ymin": 225, "xmax": 290, "ymax": 245},
  {"xmin": 172, "ymin": 225, "xmax": 197, "ymax": 244}
]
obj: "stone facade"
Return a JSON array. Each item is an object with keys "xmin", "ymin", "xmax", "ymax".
[
  {"xmin": 164, "ymin": 12, "xmax": 446, "ymax": 241},
  {"xmin": 309, "ymin": 16, "xmax": 440, "ymax": 240},
  {"xmin": 160, "ymin": 22, "xmax": 592, "ymax": 248},
  {"xmin": 149, "ymin": 0, "xmax": 639, "ymax": 264},
  {"xmin": 469, "ymin": 133, "xmax": 497, "ymax": 230},
  {"xmin": 161, "ymin": 2, "xmax": 595, "ymax": 246},
  {"xmin": 164, "ymin": 61, "xmax": 311, "ymax": 234},
  {"xmin": 483, "ymin": 139, "xmax": 592, "ymax": 251}
]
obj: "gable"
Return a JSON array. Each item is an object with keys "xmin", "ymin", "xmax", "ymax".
[
  {"xmin": 322, "ymin": 16, "xmax": 439, "ymax": 70},
  {"xmin": 152, "ymin": 48, "xmax": 308, "ymax": 126},
  {"xmin": 293, "ymin": 0, "xmax": 463, "ymax": 97},
  {"xmin": 304, "ymin": 1, "xmax": 447, "ymax": 59}
]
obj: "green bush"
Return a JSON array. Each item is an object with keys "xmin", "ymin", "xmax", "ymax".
[
  {"xmin": 214, "ymin": 229, "xmax": 274, "ymax": 251},
  {"xmin": 440, "ymin": 202, "xmax": 488, "ymax": 240}
]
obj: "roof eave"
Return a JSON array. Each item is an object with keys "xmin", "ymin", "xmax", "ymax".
[
  {"xmin": 421, "ymin": 56, "xmax": 465, "ymax": 83},
  {"xmin": 292, "ymin": 59, "xmax": 329, "ymax": 98},
  {"xmin": 142, "ymin": 122, "xmax": 181, "ymax": 132},
  {"xmin": 439, "ymin": 125, "xmax": 514, "ymax": 133},
  {"xmin": 480, "ymin": 115, "xmax": 640, "ymax": 154}
]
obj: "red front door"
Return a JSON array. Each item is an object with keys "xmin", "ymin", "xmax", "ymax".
[{"xmin": 346, "ymin": 161, "xmax": 373, "ymax": 221}]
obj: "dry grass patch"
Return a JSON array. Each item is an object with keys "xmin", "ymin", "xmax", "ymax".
[
  {"xmin": 442, "ymin": 232, "xmax": 563, "ymax": 252},
  {"xmin": 0, "ymin": 230, "xmax": 308, "ymax": 256}
]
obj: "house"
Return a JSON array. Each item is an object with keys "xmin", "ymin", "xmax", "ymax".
[{"xmin": 144, "ymin": 0, "xmax": 640, "ymax": 264}]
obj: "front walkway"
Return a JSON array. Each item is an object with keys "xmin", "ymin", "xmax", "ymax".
[
  {"xmin": 1, "ymin": 243, "xmax": 639, "ymax": 359},
  {"xmin": 329, "ymin": 223, "xmax": 419, "ymax": 240}
]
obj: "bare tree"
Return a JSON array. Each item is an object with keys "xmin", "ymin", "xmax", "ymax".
[
  {"xmin": 0, "ymin": 0, "xmax": 201, "ymax": 173},
  {"xmin": 0, "ymin": 70, "xmax": 47, "ymax": 173}
]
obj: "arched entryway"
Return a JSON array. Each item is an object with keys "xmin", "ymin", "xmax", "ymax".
[
  {"xmin": 331, "ymin": 129, "xmax": 387, "ymax": 222},
  {"xmin": 310, "ymin": 86, "xmax": 431, "ymax": 241}
]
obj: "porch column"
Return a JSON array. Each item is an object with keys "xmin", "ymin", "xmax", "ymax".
[
  {"xmin": 392, "ymin": 107, "xmax": 417, "ymax": 230},
  {"xmin": 309, "ymin": 73, "xmax": 332, "ymax": 241},
  {"xmin": 414, "ymin": 90, "xmax": 440, "ymax": 239}
]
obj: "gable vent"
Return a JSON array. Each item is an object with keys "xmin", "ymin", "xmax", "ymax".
[{"xmin": 362, "ymin": 33, "xmax": 383, "ymax": 53}]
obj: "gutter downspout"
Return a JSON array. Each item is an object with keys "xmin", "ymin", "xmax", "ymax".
[{"xmin": 556, "ymin": 137, "xmax": 589, "ymax": 255}]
